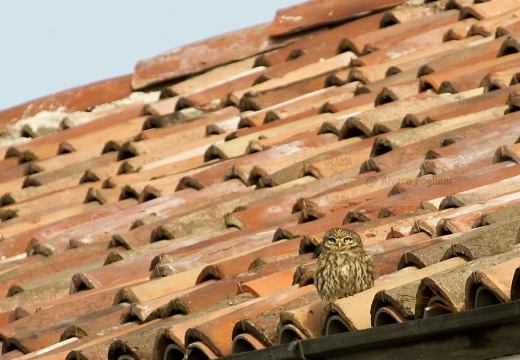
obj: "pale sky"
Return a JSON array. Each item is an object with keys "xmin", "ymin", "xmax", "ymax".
[{"xmin": 0, "ymin": 1, "xmax": 303, "ymax": 111}]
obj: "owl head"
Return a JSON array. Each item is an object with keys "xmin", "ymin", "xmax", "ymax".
[{"xmin": 322, "ymin": 228, "xmax": 362, "ymax": 252}]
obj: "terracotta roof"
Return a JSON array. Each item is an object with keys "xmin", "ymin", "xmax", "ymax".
[{"xmin": 3, "ymin": 0, "xmax": 520, "ymax": 359}]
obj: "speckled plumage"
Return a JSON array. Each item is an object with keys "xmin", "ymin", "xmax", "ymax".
[{"xmin": 314, "ymin": 228, "xmax": 376, "ymax": 302}]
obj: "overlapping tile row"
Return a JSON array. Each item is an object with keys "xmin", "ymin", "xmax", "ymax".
[{"xmin": 2, "ymin": 0, "xmax": 520, "ymax": 359}]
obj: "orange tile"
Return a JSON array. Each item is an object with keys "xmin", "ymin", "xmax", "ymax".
[
  {"xmin": 1, "ymin": 181, "xmax": 103, "ymax": 223},
  {"xmin": 197, "ymin": 240, "xmax": 300, "ymax": 284},
  {"xmin": 261, "ymin": 12, "xmax": 383, "ymax": 68},
  {"xmin": 340, "ymin": 9, "xmax": 460, "ymax": 55},
  {"xmin": 61, "ymin": 322, "xmax": 143, "ymax": 359},
  {"xmin": 5, "ymin": 1, "xmax": 520, "ymax": 358},
  {"xmin": 0, "ymin": 289, "xmax": 122, "ymax": 353},
  {"xmin": 184, "ymin": 286, "xmax": 314, "ymax": 357},
  {"xmin": 278, "ymin": 298, "xmax": 325, "ymax": 342},
  {"xmin": 6, "ymin": 104, "xmax": 143, "ymax": 162},
  {"xmin": 415, "ymin": 247, "xmax": 520, "ymax": 319},
  {"xmin": 0, "ymin": 202, "xmax": 100, "ymax": 257},
  {"xmin": 0, "ymin": 74, "xmax": 132, "ymax": 131},
  {"xmin": 22, "ymin": 196, "xmax": 138, "ymax": 256},
  {"xmin": 466, "ymin": 256, "xmax": 520, "ymax": 309},
  {"xmin": 422, "ymin": 52, "xmax": 520, "ymax": 93},
  {"xmin": 230, "ymin": 51, "xmax": 355, "ymax": 108},
  {"xmin": 164, "ymin": 57, "xmax": 258, "ymax": 97},
  {"xmin": 358, "ymin": 17, "xmax": 480, "ymax": 65},
  {"xmin": 178, "ymin": 67, "xmax": 265, "ymax": 108},
  {"xmin": 0, "ymin": 160, "xmax": 28, "ymax": 182},
  {"xmin": 239, "ymin": 268, "xmax": 297, "ymax": 297},
  {"xmin": 269, "ymin": 0, "xmax": 406, "ymax": 37},
  {"xmin": 133, "ymin": 23, "xmax": 292, "ymax": 89},
  {"xmin": 240, "ymin": 84, "xmax": 355, "ymax": 127},
  {"xmin": 325, "ymin": 257, "xmax": 467, "ymax": 333},
  {"xmin": 461, "ymin": 0, "xmax": 520, "ymax": 20}
]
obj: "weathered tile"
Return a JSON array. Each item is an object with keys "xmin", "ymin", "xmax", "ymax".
[
  {"xmin": 229, "ymin": 51, "xmax": 356, "ymax": 107},
  {"xmin": 461, "ymin": 0, "xmax": 520, "ymax": 20},
  {"xmin": 323, "ymin": 257, "xmax": 467, "ymax": 334},
  {"xmin": 178, "ymin": 67, "xmax": 265, "ymax": 109},
  {"xmin": 1, "ymin": 294, "xmax": 124, "ymax": 354},
  {"xmin": 415, "ymin": 247, "xmax": 520, "ymax": 318},
  {"xmin": 353, "ymin": 20, "xmax": 480, "ymax": 68},
  {"xmin": 269, "ymin": 0, "xmax": 407, "ymax": 37},
  {"xmin": 184, "ymin": 285, "xmax": 314, "ymax": 358},
  {"xmin": 340, "ymin": 9, "xmax": 460, "ymax": 55},
  {"xmin": 206, "ymin": 114, "xmax": 337, "ymax": 161},
  {"xmin": 465, "ymin": 256, "xmax": 520, "ymax": 309},
  {"xmin": 132, "ymin": 23, "xmax": 294, "ymax": 89},
  {"xmin": 0, "ymin": 242, "xmax": 115, "ymax": 303},
  {"xmin": 422, "ymin": 52, "xmax": 520, "ymax": 93},
  {"xmin": 5, "ymin": 104, "xmax": 143, "ymax": 162},
  {"xmin": 4, "ymin": 1, "xmax": 520, "ymax": 359},
  {"xmin": 0, "ymin": 74, "xmax": 132, "ymax": 128},
  {"xmin": 370, "ymin": 280, "xmax": 422, "ymax": 326}
]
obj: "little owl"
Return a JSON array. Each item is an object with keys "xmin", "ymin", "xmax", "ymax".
[{"xmin": 315, "ymin": 228, "xmax": 376, "ymax": 302}]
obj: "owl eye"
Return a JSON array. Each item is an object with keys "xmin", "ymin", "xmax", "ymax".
[
  {"xmin": 343, "ymin": 237, "xmax": 352, "ymax": 242},
  {"xmin": 327, "ymin": 237, "xmax": 336, "ymax": 244}
]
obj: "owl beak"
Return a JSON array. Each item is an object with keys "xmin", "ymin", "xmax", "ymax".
[{"xmin": 336, "ymin": 242, "xmax": 343, "ymax": 249}]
